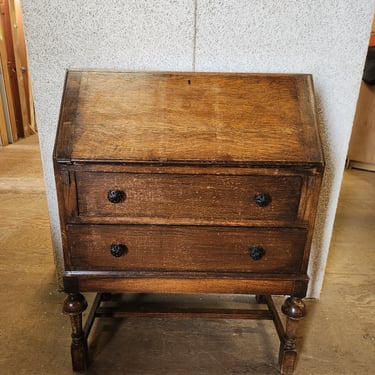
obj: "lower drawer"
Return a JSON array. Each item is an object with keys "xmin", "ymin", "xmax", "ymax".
[{"xmin": 67, "ymin": 225, "xmax": 307, "ymax": 274}]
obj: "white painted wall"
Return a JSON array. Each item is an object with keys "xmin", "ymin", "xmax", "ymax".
[{"xmin": 21, "ymin": 0, "xmax": 375, "ymax": 297}]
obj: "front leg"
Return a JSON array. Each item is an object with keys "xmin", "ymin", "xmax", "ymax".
[
  {"xmin": 63, "ymin": 293, "xmax": 88, "ymax": 371},
  {"xmin": 279, "ymin": 296, "xmax": 306, "ymax": 375}
]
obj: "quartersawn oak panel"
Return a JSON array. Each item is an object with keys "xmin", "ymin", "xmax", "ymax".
[
  {"xmin": 67, "ymin": 225, "xmax": 307, "ymax": 274},
  {"xmin": 54, "ymin": 71, "xmax": 324, "ymax": 166},
  {"xmin": 74, "ymin": 172, "xmax": 302, "ymax": 223}
]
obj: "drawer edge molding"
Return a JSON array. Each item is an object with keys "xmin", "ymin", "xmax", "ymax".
[{"xmin": 63, "ymin": 273, "xmax": 309, "ymax": 297}]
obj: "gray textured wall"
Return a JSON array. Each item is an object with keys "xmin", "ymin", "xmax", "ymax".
[{"xmin": 21, "ymin": 0, "xmax": 375, "ymax": 297}]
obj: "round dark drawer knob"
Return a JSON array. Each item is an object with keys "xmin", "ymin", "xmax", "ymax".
[
  {"xmin": 110, "ymin": 244, "xmax": 128, "ymax": 257},
  {"xmin": 254, "ymin": 193, "xmax": 272, "ymax": 207},
  {"xmin": 248, "ymin": 246, "xmax": 265, "ymax": 260},
  {"xmin": 107, "ymin": 189, "xmax": 126, "ymax": 203}
]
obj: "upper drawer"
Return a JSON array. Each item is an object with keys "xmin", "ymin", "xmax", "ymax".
[{"xmin": 71, "ymin": 172, "xmax": 303, "ymax": 225}]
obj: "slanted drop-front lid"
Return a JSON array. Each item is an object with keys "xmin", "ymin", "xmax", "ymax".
[{"xmin": 54, "ymin": 70, "xmax": 324, "ymax": 168}]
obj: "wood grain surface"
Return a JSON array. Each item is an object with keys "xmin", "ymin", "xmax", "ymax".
[
  {"xmin": 54, "ymin": 71, "xmax": 325, "ymax": 373},
  {"xmin": 54, "ymin": 71, "xmax": 323, "ymax": 167},
  {"xmin": 74, "ymin": 171, "xmax": 302, "ymax": 224},
  {"xmin": 67, "ymin": 225, "xmax": 307, "ymax": 273}
]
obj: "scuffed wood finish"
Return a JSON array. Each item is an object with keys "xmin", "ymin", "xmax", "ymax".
[
  {"xmin": 62, "ymin": 293, "xmax": 88, "ymax": 372},
  {"xmin": 64, "ymin": 274, "xmax": 308, "ymax": 296},
  {"xmin": 67, "ymin": 225, "xmax": 307, "ymax": 273},
  {"xmin": 54, "ymin": 71, "xmax": 323, "ymax": 167},
  {"xmin": 74, "ymin": 172, "xmax": 303, "ymax": 224},
  {"xmin": 279, "ymin": 297, "xmax": 307, "ymax": 375},
  {"xmin": 54, "ymin": 71, "xmax": 324, "ymax": 373}
]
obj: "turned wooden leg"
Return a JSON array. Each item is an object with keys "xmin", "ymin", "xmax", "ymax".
[
  {"xmin": 279, "ymin": 296, "xmax": 306, "ymax": 375},
  {"xmin": 63, "ymin": 293, "xmax": 88, "ymax": 371}
]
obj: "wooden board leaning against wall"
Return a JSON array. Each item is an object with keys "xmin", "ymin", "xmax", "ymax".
[
  {"xmin": 347, "ymin": 14, "xmax": 375, "ymax": 171},
  {"xmin": 0, "ymin": 0, "xmax": 36, "ymax": 146}
]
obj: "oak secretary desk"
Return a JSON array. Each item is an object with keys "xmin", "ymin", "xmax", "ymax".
[{"xmin": 53, "ymin": 70, "xmax": 324, "ymax": 374}]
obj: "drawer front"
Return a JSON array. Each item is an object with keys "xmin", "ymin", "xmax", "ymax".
[
  {"xmin": 67, "ymin": 225, "xmax": 307, "ymax": 273},
  {"xmin": 74, "ymin": 172, "xmax": 302, "ymax": 223}
]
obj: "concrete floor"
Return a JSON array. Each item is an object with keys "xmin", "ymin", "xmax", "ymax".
[{"xmin": 0, "ymin": 135, "xmax": 374, "ymax": 375}]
